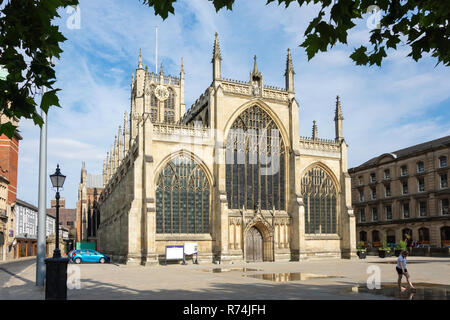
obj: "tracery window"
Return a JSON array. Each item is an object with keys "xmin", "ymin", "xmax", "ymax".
[
  {"xmin": 301, "ymin": 167, "xmax": 337, "ymax": 234},
  {"xmin": 150, "ymin": 86, "xmax": 158, "ymax": 123},
  {"xmin": 164, "ymin": 88, "xmax": 175, "ymax": 123},
  {"xmin": 225, "ymin": 105, "xmax": 286, "ymax": 211},
  {"xmin": 156, "ymin": 155, "xmax": 210, "ymax": 234}
]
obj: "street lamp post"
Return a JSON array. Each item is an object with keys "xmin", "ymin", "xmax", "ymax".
[
  {"xmin": 45, "ymin": 164, "xmax": 68, "ymax": 300},
  {"xmin": 49, "ymin": 164, "xmax": 65, "ymax": 258}
]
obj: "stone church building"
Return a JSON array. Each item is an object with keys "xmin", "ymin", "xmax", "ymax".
[{"xmin": 97, "ymin": 34, "xmax": 356, "ymax": 265}]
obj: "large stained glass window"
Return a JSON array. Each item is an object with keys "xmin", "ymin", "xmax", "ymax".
[
  {"xmin": 302, "ymin": 167, "xmax": 337, "ymax": 234},
  {"xmin": 156, "ymin": 155, "xmax": 210, "ymax": 233},
  {"xmin": 225, "ymin": 105, "xmax": 286, "ymax": 211}
]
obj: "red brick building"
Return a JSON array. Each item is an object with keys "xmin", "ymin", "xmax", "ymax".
[
  {"xmin": 0, "ymin": 113, "xmax": 21, "ymax": 261},
  {"xmin": 0, "ymin": 114, "xmax": 22, "ymax": 205}
]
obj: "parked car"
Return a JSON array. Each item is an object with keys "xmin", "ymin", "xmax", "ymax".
[{"xmin": 71, "ymin": 249, "xmax": 110, "ymax": 264}]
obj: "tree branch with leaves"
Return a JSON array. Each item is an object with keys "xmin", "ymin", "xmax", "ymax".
[{"xmin": 0, "ymin": 0, "xmax": 78, "ymax": 138}]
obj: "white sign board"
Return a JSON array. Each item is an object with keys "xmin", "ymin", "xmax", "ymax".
[
  {"xmin": 184, "ymin": 243, "xmax": 198, "ymax": 255},
  {"xmin": 165, "ymin": 245, "xmax": 184, "ymax": 260}
]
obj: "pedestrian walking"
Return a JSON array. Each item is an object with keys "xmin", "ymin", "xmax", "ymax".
[{"xmin": 396, "ymin": 250, "xmax": 415, "ymax": 291}]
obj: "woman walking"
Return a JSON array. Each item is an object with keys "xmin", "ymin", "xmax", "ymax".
[{"xmin": 396, "ymin": 250, "xmax": 415, "ymax": 291}]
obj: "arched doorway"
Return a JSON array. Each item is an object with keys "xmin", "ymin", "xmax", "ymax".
[
  {"xmin": 372, "ymin": 230, "xmax": 380, "ymax": 247},
  {"xmin": 246, "ymin": 227, "xmax": 263, "ymax": 262},
  {"xmin": 418, "ymin": 227, "xmax": 430, "ymax": 244},
  {"xmin": 386, "ymin": 229, "xmax": 396, "ymax": 246},
  {"xmin": 402, "ymin": 228, "xmax": 413, "ymax": 246}
]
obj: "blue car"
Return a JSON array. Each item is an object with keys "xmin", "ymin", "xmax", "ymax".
[{"xmin": 71, "ymin": 249, "xmax": 110, "ymax": 264}]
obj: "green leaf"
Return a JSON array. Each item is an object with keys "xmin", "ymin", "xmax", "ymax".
[
  {"xmin": 0, "ymin": 122, "xmax": 17, "ymax": 139},
  {"xmin": 40, "ymin": 89, "xmax": 62, "ymax": 113},
  {"xmin": 350, "ymin": 46, "xmax": 369, "ymax": 65}
]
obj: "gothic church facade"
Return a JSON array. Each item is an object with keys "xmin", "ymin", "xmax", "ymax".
[{"xmin": 97, "ymin": 34, "xmax": 357, "ymax": 265}]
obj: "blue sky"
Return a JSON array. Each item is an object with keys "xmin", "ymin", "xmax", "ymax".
[{"xmin": 16, "ymin": 0, "xmax": 450, "ymax": 208}]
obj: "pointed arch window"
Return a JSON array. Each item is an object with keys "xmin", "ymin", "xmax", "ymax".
[
  {"xmin": 225, "ymin": 105, "xmax": 286, "ymax": 211},
  {"xmin": 301, "ymin": 166, "xmax": 337, "ymax": 234},
  {"xmin": 150, "ymin": 86, "xmax": 158, "ymax": 123},
  {"xmin": 156, "ymin": 154, "xmax": 210, "ymax": 234},
  {"xmin": 164, "ymin": 88, "xmax": 175, "ymax": 123}
]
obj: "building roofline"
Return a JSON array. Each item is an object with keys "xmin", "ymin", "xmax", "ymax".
[{"xmin": 349, "ymin": 135, "xmax": 450, "ymax": 173}]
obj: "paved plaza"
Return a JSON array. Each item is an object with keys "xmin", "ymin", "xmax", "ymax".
[{"xmin": 1, "ymin": 256, "xmax": 449, "ymax": 300}]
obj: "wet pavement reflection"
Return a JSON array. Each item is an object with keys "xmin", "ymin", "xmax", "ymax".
[
  {"xmin": 343, "ymin": 283, "xmax": 450, "ymax": 300},
  {"xmin": 246, "ymin": 272, "xmax": 343, "ymax": 282},
  {"xmin": 202, "ymin": 268, "xmax": 261, "ymax": 273},
  {"xmin": 372, "ymin": 261, "xmax": 424, "ymax": 264}
]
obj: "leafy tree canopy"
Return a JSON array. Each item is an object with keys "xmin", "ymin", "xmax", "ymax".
[{"xmin": 0, "ymin": 0, "xmax": 78, "ymax": 138}]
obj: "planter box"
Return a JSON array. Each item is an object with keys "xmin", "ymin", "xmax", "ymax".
[
  {"xmin": 357, "ymin": 251, "xmax": 367, "ymax": 259},
  {"xmin": 378, "ymin": 250, "xmax": 391, "ymax": 258},
  {"xmin": 394, "ymin": 249, "xmax": 403, "ymax": 257}
]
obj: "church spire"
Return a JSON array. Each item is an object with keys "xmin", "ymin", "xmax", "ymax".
[
  {"xmin": 334, "ymin": 95, "xmax": 344, "ymax": 142},
  {"xmin": 285, "ymin": 48, "xmax": 295, "ymax": 93},
  {"xmin": 212, "ymin": 32, "xmax": 222, "ymax": 81}
]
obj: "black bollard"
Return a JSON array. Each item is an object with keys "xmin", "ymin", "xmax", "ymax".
[{"xmin": 45, "ymin": 257, "xmax": 69, "ymax": 300}]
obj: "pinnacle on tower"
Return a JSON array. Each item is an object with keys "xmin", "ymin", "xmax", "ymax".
[
  {"xmin": 285, "ymin": 48, "xmax": 294, "ymax": 75},
  {"xmin": 285, "ymin": 48, "xmax": 295, "ymax": 93},
  {"xmin": 138, "ymin": 48, "xmax": 143, "ymax": 69},
  {"xmin": 159, "ymin": 63, "xmax": 164, "ymax": 76},
  {"xmin": 334, "ymin": 95, "xmax": 344, "ymax": 141},
  {"xmin": 124, "ymin": 111, "xmax": 130, "ymax": 154},
  {"xmin": 312, "ymin": 120, "xmax": 318, "ymax": 140},
  {"xmin": 335, "ymin": 95, "xmax": 344, "ymax": 121},
  {"xmin": 212, "ymin": 32, "xmax": 222, "ymax": 61},
  {"xmin": 180, "ymin": 57, "xmax": 184, "ymax": 74}
]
